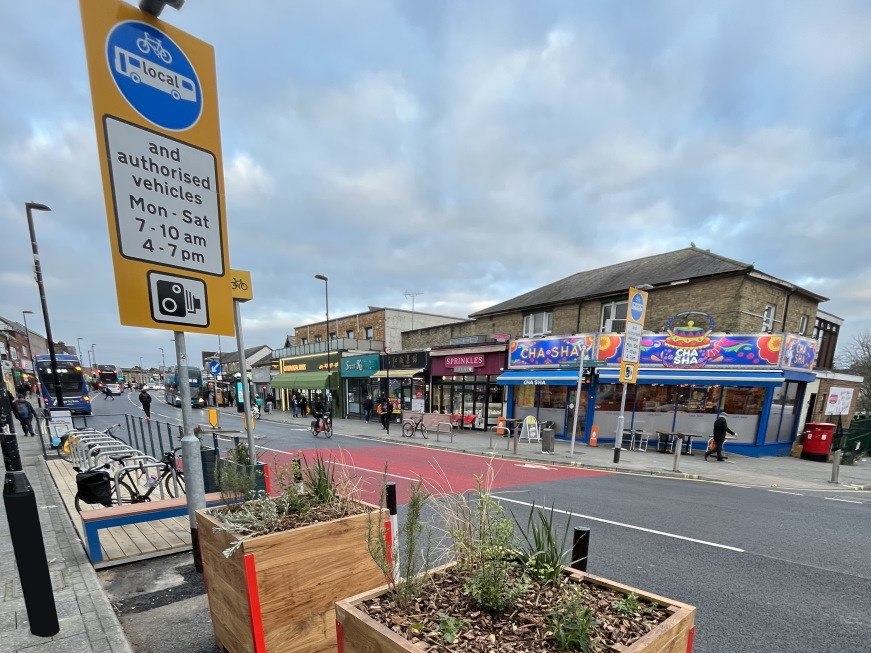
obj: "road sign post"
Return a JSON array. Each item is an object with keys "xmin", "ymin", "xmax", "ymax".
[
  {"xmin": 614, "ymin": 287, "xmax": 648, "ymax": 464},
  {"xmin": 230, "ymin": 270, "xmax": 256, "ymax": 463}
]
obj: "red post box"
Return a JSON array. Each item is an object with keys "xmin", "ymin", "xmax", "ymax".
[{"xmin": 800, "ymin": 422, "xmax": 837, "ymax": 462}]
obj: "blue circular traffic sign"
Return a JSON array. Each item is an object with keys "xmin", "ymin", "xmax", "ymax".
[
  {"xmin": 106, "ymin": 21, "xmax": 202, "ymax": 131},
  {"xmin": 630, "ymin": 292, "xmax": 646, "ymax": 322}
]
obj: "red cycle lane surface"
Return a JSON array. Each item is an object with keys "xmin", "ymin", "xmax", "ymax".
[{"xmin": 257, "ymin": 444, "xmax": 611, "ymax": 505}]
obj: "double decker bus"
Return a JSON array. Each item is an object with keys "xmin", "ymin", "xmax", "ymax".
[
  {"xmin": 35, "ymin": 354, "xmax": 92, "ymax": 415},
  {"xmin": 163, "ymin": 366, "xmax": 205, "ymax": 408},
  {"xmin": 93, "ymin": 364, "xmax": 121, "ymax": 391}
]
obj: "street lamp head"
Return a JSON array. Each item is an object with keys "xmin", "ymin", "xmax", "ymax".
[
  {"xmin": 314, "ymin": 274, "xmax": 328, "ymax": 281},
  {"xmin": 26, "ymin": 202, "xmax": 51, "ymax": 213},
  {"xmin": 23, "ymin": 310, "xmax": 34, "ymax": 315}
]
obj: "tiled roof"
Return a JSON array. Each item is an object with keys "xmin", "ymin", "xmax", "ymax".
[{"xmin": 470, "ymin": 246, "xmax": 826, "ymax": 317}]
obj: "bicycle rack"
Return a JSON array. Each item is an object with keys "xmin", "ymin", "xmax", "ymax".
[
  {"xmin": 92, "ymin": 447, "xmax": 153, "ymax": 468},
  {"xmin": 434, "ymin": 422, "xmax": 454, "ymax": 443}
]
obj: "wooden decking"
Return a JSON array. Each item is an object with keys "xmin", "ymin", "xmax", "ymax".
[{"xmin": 46, "ymin": 458, "xmax": 194, "ymax": 568}]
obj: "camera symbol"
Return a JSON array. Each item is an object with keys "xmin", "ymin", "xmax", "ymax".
[{"xmin": 156, "ymin": 280, "xmax": 202, "ymax": 317}]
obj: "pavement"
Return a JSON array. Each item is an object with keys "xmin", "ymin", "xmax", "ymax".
[{"xmin": 1, "ymin": 401, "xmax": 869, "ymax": 653}]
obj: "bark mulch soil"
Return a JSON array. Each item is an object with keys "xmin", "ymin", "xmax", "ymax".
[{"xmin": 360, "ymin": 566, "xmax": 670, "ymax": 652}]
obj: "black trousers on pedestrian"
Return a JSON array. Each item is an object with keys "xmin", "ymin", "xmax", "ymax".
[
  {"xmin": 17, "ymin": 418, "xmax": 35, "ymax": 437},
  {"xmin": 380, "ymin": 412, "xmax": 390, "ymax": 429}
]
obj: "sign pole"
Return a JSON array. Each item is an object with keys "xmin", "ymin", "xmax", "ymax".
[
  {"xmin": 233, "ymin": 299, "xmax": 255, "ymax": 463},
  {"xmin": 569, "ymin": 341, "xmax": 586, "ymax": 457},
  {"xmin": 174, "ymin": 331, "xmax": 205, "ymax": 572},
  {"xmin": 613, "ymin": 382, "xmax": 628, "ymax": 463}
]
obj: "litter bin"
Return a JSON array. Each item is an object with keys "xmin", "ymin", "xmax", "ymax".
[
  {"xmin": 541, "ymin": 421, "xmax": 555, "ymax": 454},
  {"xmin": 800, "ymin": 422, "xmax": 836, "ymax": 462},
  {"xmin": 265, "ymin": 401, "xmax": 272, "ymax": 413}
]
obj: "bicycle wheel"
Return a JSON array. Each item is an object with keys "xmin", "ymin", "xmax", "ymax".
[
  {"xmin": 402, "ymin": 422, "xmax": 414, "ymax": 438},
  {"xmin": 164, "ymin": 470, "xmax": 185, "ymax": 498},
  {"xmin": 310, "ymin": 423, "xmax": 318, "ymax": 437},
  {"xmin": 420, "ymin": 425, "xmax": 428, "ymax": 440}
]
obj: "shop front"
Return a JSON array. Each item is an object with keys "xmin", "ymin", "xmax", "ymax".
[
  {"xmin": 270, "ymin": 352, "xmax": 341, "ymax": 416},
  {"xmin": 371, "ymin": 350, "xmax": 430, "ymax": 413},
  {"xmin": 497, "ymin": 316, "xmax": 819, "ymax": 456},
  {"xmin": 341, "ymin": 353, "xmax": 380, "ymax": 418},
  {"xmin": 430, "ymin": 346, "xmax": 508, "ymax": 430}
]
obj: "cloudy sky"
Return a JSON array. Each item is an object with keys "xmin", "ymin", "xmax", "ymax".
[{"xmin": 2, "ymin": 0, "xmax": 871, "ymax": 369}]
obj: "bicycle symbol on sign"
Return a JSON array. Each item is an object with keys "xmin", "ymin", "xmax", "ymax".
[
  {"xmin": 231, "ymin": 277, "xmax": 249, "ymax": 291},
  {"xmin": 136, "ymin": 32, "xmax": 172, "ymax": 63}
]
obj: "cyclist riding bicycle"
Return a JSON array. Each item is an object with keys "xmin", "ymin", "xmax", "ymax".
[{"xmin": 311, "ymin": 395, "xmax": 328, "ymax": 429}]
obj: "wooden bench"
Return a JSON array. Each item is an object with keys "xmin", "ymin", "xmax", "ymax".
[{"xmin": 80, "ymin": 491, "xmax": 227, "ymax": 563}]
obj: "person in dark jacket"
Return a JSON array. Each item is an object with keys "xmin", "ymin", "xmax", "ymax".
[
  {"xmin": 13, "ymin": 393, "xmax": 36, "ymax": 436},
  {"xmin": 362, "ymin": 396, "xmax": 374, "ymax": 423},
  {"xmin": 139, "ymin": 389, "xmax": 153, "ymax": 420},
  {"xmin": 379, "ymin": 397, "xmax": 392, "ymax": 430},
  {"xmin": 706, "ymin": 412, "xmax": 736, "ymax": 461}
]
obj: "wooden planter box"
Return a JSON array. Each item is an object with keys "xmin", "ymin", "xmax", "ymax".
[
  {"xmin": 197, "ymin": 503, "xmax": 387, "ymax": 653},
  {"xmin": 336, "ymin": 564, "xmax": 696, "ymax": 653}
]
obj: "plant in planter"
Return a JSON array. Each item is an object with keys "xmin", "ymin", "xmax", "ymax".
[
  {"xmin": 196, "ymin": 453, "xmax": 388, "ymax": 653},
  {"xmin": 336, "ymin": 472, "xmax": 696, "ymax": 652},
  {"xmin": 216, "ymin": 439, "xmax": 267, "ymax": 495}
]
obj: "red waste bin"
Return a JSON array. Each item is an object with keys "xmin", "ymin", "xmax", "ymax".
[{"xmin": 801, "ymin": 422, "xmax": 836, "ymax": 462}]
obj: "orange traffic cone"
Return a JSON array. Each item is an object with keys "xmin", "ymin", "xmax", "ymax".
[{"xmin": 589, "ymin": 425, "xmax": 599, "ymax": 447}]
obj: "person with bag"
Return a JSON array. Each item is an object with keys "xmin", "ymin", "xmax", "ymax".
[
  {"xmin": 706, "ymin": 412, "xmax": 735, "ymax": 461},
  {"xmin": 139, "ymin": 388, "xmax": 153, "ymax": 420},
  {"xmin": 379, "ymin": 397, "xmax": 392, "ymax": 430},
  {"xmin": 13, "ymin": 393, "xmax": 36, "ymax": 437}
]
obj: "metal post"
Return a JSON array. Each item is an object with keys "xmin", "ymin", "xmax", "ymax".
[
  {"xmin": 830, "ymin": 415, "xmax": 845, "ymax": 485},
  {"xmin": 570, "ymin": 340, "xmax": 586, "ymax": 456},
  {"xmin": 25, "ymin": 202, "xmax": 63, "ymax": 408},
  {"xmin": 571, "ymin": 527, "xmax": 590, "ymax": 572},
  {"xmin": 672, "ymin": 434, "xmax": 682, "ymax": 472},
  {"xmin": 233, "ymin": 300, "xmax": 255, "ymax": 463},
  {"xmin": 385, "ymin": 350, "xmax": 391, "ymax": 436},
  {"xmin": 613, "ymin": 382, "xmax": 628, "ymax": 463},
  {"xmin": 385, "ymin": 482, "xmax": 399, "ymax": 582},
  {"xmin": 1, "ymin": 381, "xmax": 59, "ymax": 636},
  {"xmin": 174, "ymin": 332, "xmax": 205, "ymax": 572}
]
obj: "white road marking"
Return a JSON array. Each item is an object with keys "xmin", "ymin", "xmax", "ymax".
[
  {"xmin": 493, "ymin": 495, "xmax": 745, "ymax": 552},
  {"xmin": 824, "ymin": 497, "xmax": 863, "ymax": 504},
  {"xmin": 768, "ymin": 490, "xmax": 803, "ymax": 496}
]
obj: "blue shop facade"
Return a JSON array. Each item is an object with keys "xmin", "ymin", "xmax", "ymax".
[{"xmin": 496, "ymin": 318, "xmax": 818, "ymax": 457}]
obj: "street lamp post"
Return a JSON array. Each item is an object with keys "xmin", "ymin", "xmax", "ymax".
[
  {"xmin": 25, "ymin": 202, "xmax": 63, "ymax": 408},
  {"xmin": 159, "ymin": 347, "xmax": 165, "ymax": 376},
  {"xmin": 76, "ymin": 338, "xmax": 84, "ymax": 363},
  {"xmin": 314, "ymin": 274, "xmax": 332, "ymax": 422}
]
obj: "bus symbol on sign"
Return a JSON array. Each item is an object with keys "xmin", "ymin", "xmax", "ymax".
[{"xmin": 106, "ymin": 21, "xmax": 203, "ymax": 131}]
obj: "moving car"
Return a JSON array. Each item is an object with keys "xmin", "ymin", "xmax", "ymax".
[{"xmin": 104, "ymin": 383, "xmax": 122, "ymax": 396}]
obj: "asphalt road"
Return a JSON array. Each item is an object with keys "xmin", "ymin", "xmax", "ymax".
[{"xmin": 87, "ymin": 394, "xmax": 871, "ymax": 653}]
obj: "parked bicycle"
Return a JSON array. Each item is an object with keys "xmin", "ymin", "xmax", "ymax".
[
  {"xmin": 402, "ymin": 414, "xmax": 429, "ymax": 439},
  {"xmin": 74, "ymin": 447, "xmax": 185, "ymax": 512},
  {"xmin": 310, "ymin": 415, "xmax": 332, "ymax": 438}
]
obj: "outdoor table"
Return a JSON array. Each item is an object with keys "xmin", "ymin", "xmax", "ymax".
[{"xmin": 677, "ymin": 433, "xmax": 699, "ymax": 455}]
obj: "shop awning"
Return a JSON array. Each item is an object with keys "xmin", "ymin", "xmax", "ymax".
[
  {"xmin": 269, "ymin": 371, "xmax": 336, "ymax": 389},
  {"xmin": 597, "ymin": 368, "xmax": 785, "ymax": 387},
  {"xmin": 371, "ymin": 368, "xmax": 424, "ymax": 378},
  {"xmin": 496, "ymin": 370, "xmax": 583, "ymax": 385}
]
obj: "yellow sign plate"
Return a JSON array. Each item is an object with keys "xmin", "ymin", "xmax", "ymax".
[
  {"xmin": 230, "ymin": 269, "xmax": 253, "ymax": 302},
  {"xmin": 80, "ymin": 0, "xmax": 233, "ymax": 335},
  {"xmin": 619, "ymin": 361, "xmax": 639, "ymax": 384}
]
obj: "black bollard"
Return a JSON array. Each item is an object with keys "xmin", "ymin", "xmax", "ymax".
[
  {"xmin": 4, "ymin": 472, "xmax": 60, "ymax": 636},
  {"xmin": 571, "ymin": 526, "xmax": 590, "ymax": 572}
]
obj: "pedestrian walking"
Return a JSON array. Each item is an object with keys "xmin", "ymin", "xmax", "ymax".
[
  {"xmin": 102, "ymin": 385, "xmax": 115, "ymax": 400},
  {"xmin": 362, "ymin": 395, "xmax": 374, "ymax": 423},
  {"xmin": 379, "ymin": 397, "xmax": 392, "ymax": 430},
  {"xmin": 12, "ymin": 393, "xmax": 36, "ymax": 437},
  {"xmin": 291, "ymin": 393, "xmax": 299, "ymax": 418},
  {"xmin": 705, "ymin": 412, "xmax": 735, "ymax": 461},
  {"xmin": 139, "ymin": 388, "xmax": 153, "ymax": 420}
]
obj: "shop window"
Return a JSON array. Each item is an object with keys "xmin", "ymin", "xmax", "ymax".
[
  {"xmin": 364, "ymin": 326, "xmax": 373, "ymax": 339},
  {"xmin": 798, "ymin": 314, "xmax": 808, "ymax": 336},
  {"xmin": 522, "ymin": 311, "xmax": 553, "ymax": 338},
  {"xmin": 594, "ymin": 384, "xmax": 621, "ymax": 411},
  {"xmin": 601, "ymin": 301, "xmax": 627, "ymax": 332},
  {"xmin": 722, "ymin": 386, "xmax": 766, "ymax": 415},
  {"xmin": 762, "ymin": 304, "xmax": 776, "ymax": 331},
  {"xmin": 515, "ymin": 385, "xmax": 537, "ymax": 408},
  {"xmin": 539, "ymin": 385, "xmax": 567, "ymax": 409}
]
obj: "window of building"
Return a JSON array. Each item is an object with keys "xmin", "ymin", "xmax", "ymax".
[
  {"xmin": 301, "ymin": 338, "xmax": 308, "ymax": 345},
  {"xmin": 762, "ymin": 304, "xmax": 776, "ymax": 331},
  {"xmin": 314, "ymin": 335, "xmax": 322, "ymax": 343},
  {"xmin": 798, "ymin": 314, "xmax": 808, "ymax": 335},
  {"xmin": 522, "ymin": 311, "xmax": 553, "ymax": 337},
  {"xmin": 364, "ymin": 326, "xmax": 373, "ymax": 339},
  {"xmin": 330, "ymin": 332, "xmax": 337, "ymax": 340},
  {"xmin": 601, "ymin": 301, "xmax": 627, "ymax": 332},
  {"xmin": 346, "ymin": 329, "xmax": 354, "ymax": 339}
]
